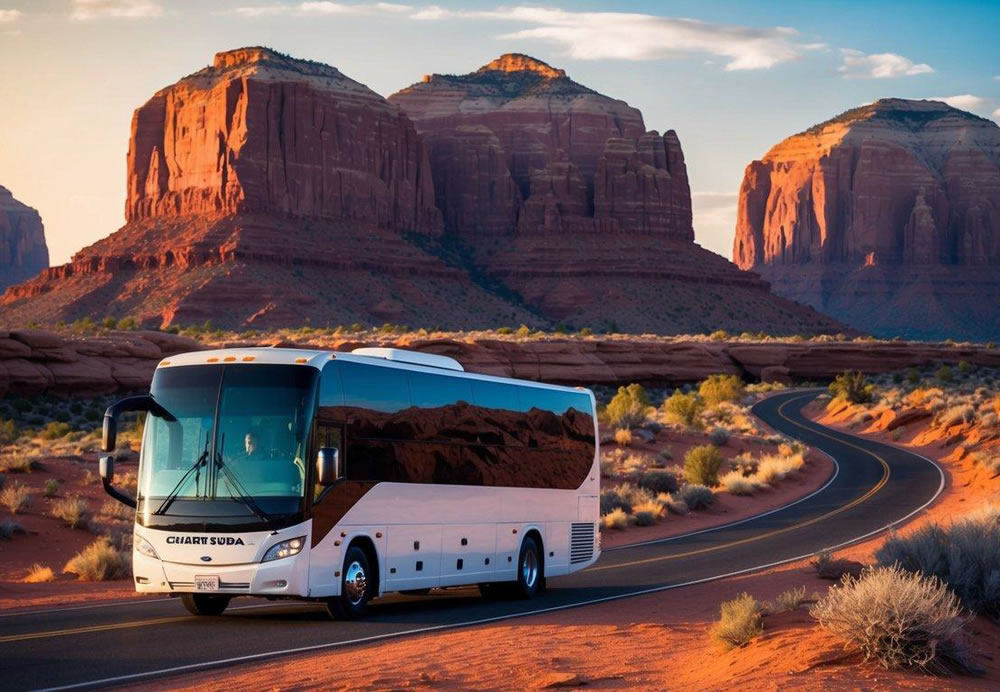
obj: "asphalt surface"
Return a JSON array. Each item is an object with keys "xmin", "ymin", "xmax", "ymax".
[{"xmin": 0, "ymin": 390, "xmax": 944, "ymax": 691}]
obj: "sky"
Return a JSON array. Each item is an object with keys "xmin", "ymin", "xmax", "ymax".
[{"xmin": 1, "ymin": 0, "xmax": 998, "ymax": 265}]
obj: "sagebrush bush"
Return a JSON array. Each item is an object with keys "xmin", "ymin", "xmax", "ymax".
[
  {"xmin": 684, "ymin": 445, "xmax": 723, "ymax": 486},
  {"xmin": 875, "ymin": 506, "xmax": 1000, "ymax": 620},
  {"xmin": 662, "ymin": 390, "xmax": 702, "ymax": 427},
  {"xmin": 605, "ymin": 384, "xmax": 650, "ymax": 429},
  {"xmin": 1, "ymin": 481, "xmax": 31, "ymax": 514},
  {"xmin": 614, "ymin": 483, "xmax": 654, "ymax": 510},
  {"xmin": 44, "ymin": 478, "xmax": 60, "ymax": 497},
  {"xmin": 710, "ymin": 592, "xmax": 763, "ymax": 650},
  {"xmin": 600, "ymin": 488, "xmax": 631, "ymax": 515},
  {"xmin": 51, "ymin": 496, "xmax": 91, "ymax": 529},
  {"xmin": 936, "ymin": 365, "xmax": 953, "ymax": 383},
  {"xmin": 658, "ymin": 492, "xmax": 689, "ymax": 515},
  {"xmin": 602, "ymin": 508, "xmax": 627, "ymax": 531},
  {"xmin": 699, "ymin": 374, "xmax": 745, "ymax": 408},
  {"xmin": 637, "ymin": 469, "xmax": 678, "ymax": 495},
  {"xmin": 720, "ymin": 470, "xmax": 760, "ymax": 496},
  {"xmin": 674, "ymin": 483, "xmax": 714, "ymax": 510},
  {"xmin": 23, "ymin": 563, "xmax": 54, "ymax": 583},
  {"xmin": 613, "ymin": 428, "xmax": 633, "ymax": 447},
  {"xmin": 0, "ymin": 519, "xmax": 25, "ymax": 539},
  {"xmin": 64, "ymin": 537, "xmax": 130, "ymax": 581},
  {"xmin": 829, "ymin": 371, "xmax": 876, "ymax": 404},
  {"xmin": 767, "ymin": 586, "xmax": 812, "ymax": 614},
  {"xmin": 810, "ymin": 566, "xmax": 974, "ymax": 674},
  {"xmin": 708, "ymin": 427, "xmax": 730, "ymax": 446}
]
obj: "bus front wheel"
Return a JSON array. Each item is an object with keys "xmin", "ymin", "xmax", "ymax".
[
  {"xmin": 327, "ymin": 545, "xmax": 373, "ymax": 620},
  {"xmin": 181, "ymin": 593, "xmax": 231, "ymax": 616}
]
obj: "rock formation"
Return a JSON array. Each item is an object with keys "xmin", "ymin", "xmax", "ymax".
[
  {"xmin": 0, "ymin": 186, "xmax": 48, "ymax": 289},
  {"xmin": 734, "ymin": 98, "xmax": 1000, "ymax": 340},
  {"xmin": 2, "ymin": 328, "xmax": 998, "ymax": 397},
  {"xmin": 388, "ymin": 54, "xmax": 842, "ymax": 334}
]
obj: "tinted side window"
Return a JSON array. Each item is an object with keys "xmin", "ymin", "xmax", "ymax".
[
  {"xmin": 319, "ymin": 361, "xmax": 344, "ymax": 407},
  {"xmin": 340, "ymin": 362, "xmax": 411, "ymax": 413},
  {"xmin": 472, "ymin": 380, "xmax": 522, "ymax": 411},
  {"xmin": 408, "ymin": 371, "xmax": 474, "ymax": 408}
]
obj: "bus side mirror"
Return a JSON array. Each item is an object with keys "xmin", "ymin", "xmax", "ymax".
[
  {"xmin": 99, "ymin": 454, "xmax": 137, "ymax": 509},
  {"xmin": 316, "ymin": 447, "xmax": 340, "ymax": 486},
  {"xmin": 102, "ymin": 413, "xmax": 117, "ymax": 453},
  {"xmin": 99, "ymin": 454, "xmax": 114, "ymax": 481}
]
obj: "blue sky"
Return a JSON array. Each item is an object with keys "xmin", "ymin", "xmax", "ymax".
[{"xmin": 2, "ymin": 0, "xmax": 998, "ymax": 265}]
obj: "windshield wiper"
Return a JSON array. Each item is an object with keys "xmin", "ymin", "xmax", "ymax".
[{"xmin": 153, "ymin": 432, "xmax": 210, "ymax": 516}]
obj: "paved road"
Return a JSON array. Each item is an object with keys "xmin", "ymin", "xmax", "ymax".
[{"xmin": 0, "ymin": 391, "xmax": 944, "ymax": 691}]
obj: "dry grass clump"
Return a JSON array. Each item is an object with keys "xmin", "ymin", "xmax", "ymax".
[
  {"xmin": 0, "ymin": 518, "xmax": 25, "ymax": 539},
  {"xmin": 710, "ymin": 592, "xmax": 763, "ymax": 650},
  {"xmin": 632, "ymin": 500, "xmax": 664, "ymax": 526},
  {"xmin": 622, "ymin": 453, "xmax": 646, "ymax": 474},
  {"xmin": 657, "ymin": 492, "xmax": 689, "ymax": 515},
  {"xmin": 765, "ymin": 586, "xmax": 815, "ymax": 614},
  {"xmin": 614, "ymin": 428, "xmax": 633, "ymax": 447},
  {"xmin": 719, "ymin": 470, "xmax": 763, "ymax": 496},
  {"xmin": 113, "ymin": 471, "xmax": 138, "ymax": 494},
  {"xmin": 1, "ymin": 481, "xmax": 31, "ymax": 514},
  {"xmin": 23, "ymin": 564, "xmax": 54, "ymax": 583},
  {"xmin": 0, "ymin": 454, "xmax": 39, "ymax": 474},
  {"xmin": 970, "ymin": 451, "xmax": 1000, "ymax": 476},
  {"xmin": 602, "ymin": 508, "xmax": 627, "ymax": 531},
  {"xmin": 755, "ymin": 453, "xmax": 805, "ymax": 485},
  {"xmin": 50, "ymin": 496, "xmax": 91, "ymax": 529},
  {"xmin": 684, "ymin": 444, "xmax": 723, "ymax": 486},
  {"xmin": 812, "ymin": 550, "xmax": 864, "ymax": 580},
  {"xmin": 63, "ymin": 537, "xmax": 130, "ymax": 581},
  {"xmin": 810, "ymin": 566, "xmax": 974, "ymax": 674},
  {"xmin": 99, "ymin": 499, "xmax": 133, "ymax": 521}
]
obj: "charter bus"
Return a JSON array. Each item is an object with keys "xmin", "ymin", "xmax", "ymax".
[{"xmin": 99, "ymin": 347, "xmax": 600, "ymax": 619}]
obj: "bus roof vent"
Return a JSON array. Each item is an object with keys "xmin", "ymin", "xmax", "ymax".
[{"xmin": 350, "ymin": 347, "xmax": 465, "ymax": 372}]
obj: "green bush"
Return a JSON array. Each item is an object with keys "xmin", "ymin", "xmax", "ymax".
[
  {"xmin": 906, "ymin": 367, "xmax": 921, "ymax": 385},
  {"xmin": 699, "ymin": 374, "xmax": 744, "ymax": 408},
  {"xmin": 684, "ymin": 445, "xmax": 723, "ymax": 487},
  {"xmin": 40, "ymin": 421, "xmax": 72, "ymax": 440},
  {"xmin": 662, "ymin": 390, "xmax": 702, "ymax": 427},
  {"xmin": 828, "ymin": 371, "xmax": 876, "ymax": 404},
  {"xmin": 936, "ymin": 365, "xmax": 953, "ymax": 383},
  {"xmin": 605, "ymin": 384, "xmax": 650, "ymax": 430},
  {"xmin": 0, "ymin": 419, "xmax": 19, "ymax": 444}
]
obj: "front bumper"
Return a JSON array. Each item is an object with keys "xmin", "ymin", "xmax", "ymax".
[{"xmin": 132, "ymin": 549, "xmax": 311, "ymax": 597}]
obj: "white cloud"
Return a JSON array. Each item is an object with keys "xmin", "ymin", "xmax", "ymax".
[
  {"xmin": 235, "ymin": 1, "xmax": 409, "ymax": 17},
  {"xmin": 0, "ymin": 8, "xmax": 22, "ymax": 23},
  {"xmin": 930, "ymin": 94, "xmax": 992, "ymax": 112},
  {"xmin": 838, "ymin": 49, "xmax": 933, "ymax": 78},
  {"xmin": 413, "ymin": 6, "xmax": 824, "ymax": 70},
  {"xmin": 71, "ymin": 0, "xmax": 162, "ymax": 20},
  {"xmin": 993, "ymin": 107, "xmax": 1000, "ymax": 121}
]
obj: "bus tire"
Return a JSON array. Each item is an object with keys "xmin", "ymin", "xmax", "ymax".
[
  {"xmin": 181, "ymin": 593, "xmax": 231, "ymax": 616},
  {"xmin": 326, "ymin": 545, "xmax": 373, "ymax": 620},
  {"xmin": 513, "ymin": 535, "xmax": 542, "ymax": 599}
]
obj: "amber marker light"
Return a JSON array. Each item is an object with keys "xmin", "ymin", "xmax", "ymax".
[
  {"xmin": 223, "ymin": 356, "xmax": 236, "ymax": 362},
  {"xmin": 242, "ymin": 356, "xmax": 256, "ymax": 361},
  {"xmin": 295, "ymin": 357, "xmax": 308, "ymax": 364}
]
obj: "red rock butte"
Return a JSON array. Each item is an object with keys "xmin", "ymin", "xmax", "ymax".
[
  {"xmin": 734, "ymin": 98, "xmax": 1000, "ymax": 341},
  {"xmin": 0, "ymin": 186, "xmax": 48, "ymax": 290},
  {"xmin": 1, "ymin": 48, "xmax": 842, "ymax": 334}
]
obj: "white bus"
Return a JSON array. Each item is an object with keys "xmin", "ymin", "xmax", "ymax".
[{"xmin": 100, "ymin": 347, "xmax": 600, "ymax": 618}]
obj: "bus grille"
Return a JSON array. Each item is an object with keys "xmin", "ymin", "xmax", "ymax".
[{"xmin": 570, "ymin": 522, "xmax": 595, "ymax": 564}]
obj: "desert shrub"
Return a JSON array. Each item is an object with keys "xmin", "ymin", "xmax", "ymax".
[
  {"xmin": 23, "ymin": 564, "xmax": 54, "ymax": 583},
  {"xmin": 768, "ymin": 586, "xmax": 811, "ymax": 614},
  {"xmin": 0, "ymin": 519, "xmax": 25, "ymax": 539},
  {"xmin": 40, "ymin": 421, "xmax": 72, "ymax": 440},
  {"xmin": 605, "ymin": 384, "xmax": 650, "ymax": 430},
  {"xmin": 684, "ymin": 445, "xmax": 723, "ymax": 486},
  {"xmin": 622, "ymin": 453, "xmax": 646, "ymax": 474},
  {"xmin": 810, "ymin": 566, "xmax": 973, "ymax": 674},
  {"xmin": 614, "ymin": 428, "xmax": 633, "ymax": 447},
  {"xmin": 755, "ymin": 453, "xmax": 805, "ymax": 484},
  {"xmin": 936, "ymin": 365, "xmax": 953, "ymax": 383},
  {"xmin": 939, "ymin": 405, "xmax": 975, "ymax": 427},
  {"xmin": 1, "ymin": 481, "xmax": 31, "ymax": 514},
  {"xmin": 662, "ymin": 390, "xmax": 703, "ymax": 427},
  {"xmin": 829, "ymin": 371, "xmax": 876, "ymax": 404},
  {"xmin": 708, "ymin": 427, "xmax": 730, "ymax": 446},
  {"xmin": 658, "ymin": 492, "xmax": 689, "ymax": 515},
  {"xmin": 600, "ymin": 488, "xmax": 632, "ymax": 515},
  {"xmin": 82, "ymin": 469, "xmax": 99, "ymax": 485},
  {"xmin": 44, "ymin": 478, "xmax": 60, "ymax": 497},
  {"xmin": 637, "ymin": 469, "xmax": 678, "ymax": 495},
  {"xmin": 674, "ymin": 483, "xmax": 714, "ymax": 510},
  {"xmin": 876, "ymin": 506, "xmax": 1000, "ymax": 620},
  {"xmin": 720, "ymin": 470, "xmax": 761, "ymax": 496},
  {"xmin": 0, "ymin": 418, "xmax": 19, "ymax": 444},
  {"xmin": 812, "ymin": 550, "xmax": 863, "ymax": 580},
  {"xmin": 495, "ymin": 326, "xmax": 512, "ymax": 334},
  {"xmin": 113, "ymin": 471, "xmax": 138, "ymax": 494},
  {"xmin": 0, "ymin": 454, "xmax": 39, "ymax": 473},
  {"xmin": 699, "ymin": 374, "xmax": 745, "ymax": 408},
  {"xmin": 980, "ymin": 412, "xmax": 998, "ymax": 429},
  {"xmin": 50, "ymin": 496, "xmax": 90, "ymax": 529},
  {"xmin": 599, "ymin": 455, "xmax": 617, "ymax": 478},
  {"xmin": 710, "ymin": 592, "xmax": 763, "ymax": 650},
  {"xmin": 99, "ymin": 499, "xmax": 133, "ymax": 521},
  {"xmin": 657, "ymin": 447, "xmax": 673, "ymax": 463},
  {"xmin": 63, "ymin": 537, "xmax": 130, "ymax": 581},
  {"xmin": 632, "ymin": 499, "xmax": 661, "ymax": 526},
  {"xmin": 906, "ymin": 367, "xmax": 921, "ymax": 385},
  {"xmin": 958, "ymin": 360, "xmax": 973, "ymax": 375},
  {"xmin": 602, "ymin": 508, "xmax": 627, "ymax": 531},
  {"xmin": 614, "ymin": 482, "xmax": 654, "ymax": 509}
]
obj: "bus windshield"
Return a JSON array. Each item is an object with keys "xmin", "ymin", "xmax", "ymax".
[{"xmin": 138, "ymin": 363, "xmax": 319, "ymax": 529}]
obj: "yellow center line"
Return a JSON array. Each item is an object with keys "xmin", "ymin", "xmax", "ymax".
[
  {"xmin": 0, "ymin": 615, "xmax": 190, "ymax": 645},
  {"xmin": 588, "ymin": 392, "xmax": 890, "ymax": 572}
]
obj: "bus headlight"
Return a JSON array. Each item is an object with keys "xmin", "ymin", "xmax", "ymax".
[
  {"xmin": 136, "ymin": 535, "xmax": 159, "ymax": 559},
  {"xmin": 262, "ymin": 536, "xmax": 306, "ymax": 562}
]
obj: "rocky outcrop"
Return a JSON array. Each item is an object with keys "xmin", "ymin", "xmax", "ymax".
[
  {"xmin": 4, "ymin": 329, "xmax": 998, "ymax": 396},
  {"xmin": 734, "ymin": 98, "xmax": 1000, "ymax": 340},
  {"xmin": 0, "ymin": 186, "xmax": 48, "ymax": 289}
]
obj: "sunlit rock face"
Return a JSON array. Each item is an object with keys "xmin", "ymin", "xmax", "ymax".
[
  {"xmin": 734, "ymin": 98, "xmax": 1000, "ymax": 340},
  {"xmin": 0, "ymin": 186, "xmax": 48, "ymax": 290}
]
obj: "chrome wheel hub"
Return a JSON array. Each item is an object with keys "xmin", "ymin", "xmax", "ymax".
[
  {"xmin": 344, "ymin": 561, "xmax": 367, "ymax": 605},
  {"xmin": 522, "ymin": 549, "xmax": 538, "ymax": 588}
]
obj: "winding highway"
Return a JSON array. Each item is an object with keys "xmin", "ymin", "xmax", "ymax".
[{"xmin": 0, "ymin": 390, "xmax": 944, "ymax": 691}]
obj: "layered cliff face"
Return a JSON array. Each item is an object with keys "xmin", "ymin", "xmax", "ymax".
[
  {"xmin": 0, "ymin": 186, "xmax": 48, "ymax": 290},
  {"xmin": 735, "ymin": 98, "xmax": 1000, "ymax": 340}
]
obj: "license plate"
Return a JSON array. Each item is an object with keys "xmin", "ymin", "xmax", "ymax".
[{"xmin": 194, "ymin": 575, "xmax": 220, "ymax": 591}]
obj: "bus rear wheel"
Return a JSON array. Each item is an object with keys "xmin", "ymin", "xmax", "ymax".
[
  {"xmin": 181, "ymin": 593, "xmax": 231, "ymax": 616},
  {"xmin": 514, "ymin": 535, "xmax": 543, "ymax": 599},
  {"xmin": 327, "ymin": 545, "xmax": 373, "ymax": 620}
]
